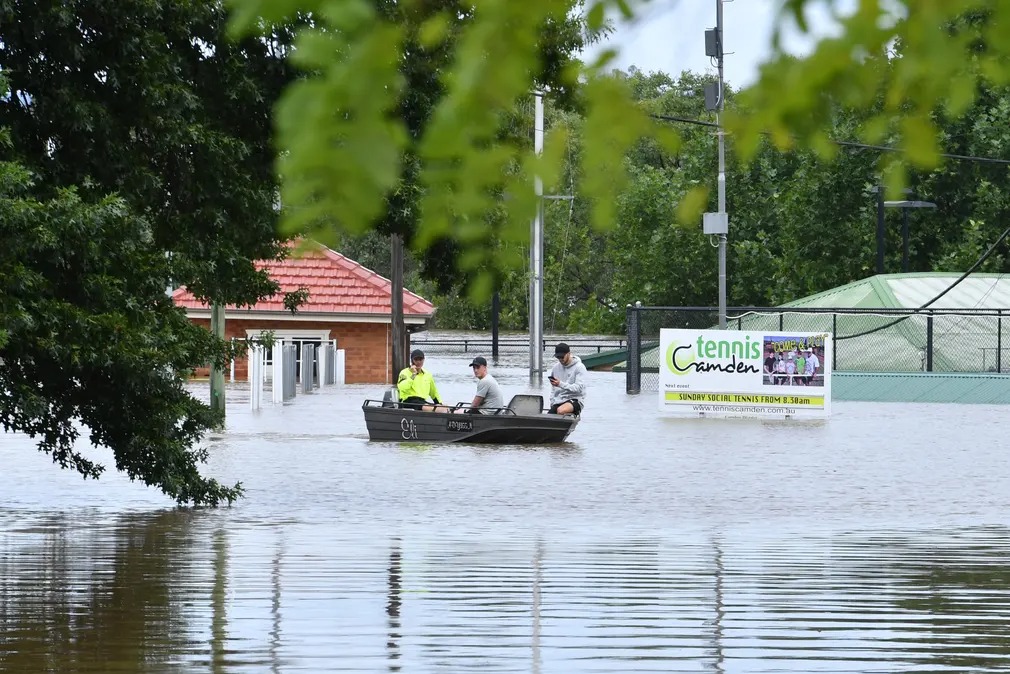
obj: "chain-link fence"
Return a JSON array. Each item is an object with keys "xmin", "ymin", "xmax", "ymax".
[{"xmin": 625, "ymin": 305, "xmax": 1010, "ymax": 393}]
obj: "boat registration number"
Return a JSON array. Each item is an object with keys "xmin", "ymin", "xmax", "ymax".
[{"xmin": 446, "ymin": 418, "xmax": 473, "ymax": 432}]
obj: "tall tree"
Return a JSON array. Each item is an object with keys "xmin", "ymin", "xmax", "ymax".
[
  {"xmin": 229, "ymin": 0, "xmax": 628, "ymax": 298},
  {"xmin": 0, "ymin": 2, "xmax": 299, "ymax": 503},
  {"xmin": 1, "ymin": 0, "xmax": 293, "ymax": 304},
  {"xmin": 227, "ymin": 0, "xmax": 1010, "ymax": 299},
  {"xmin": 0, "ymin": 155, "xmax": 237, "ymax": 504}
]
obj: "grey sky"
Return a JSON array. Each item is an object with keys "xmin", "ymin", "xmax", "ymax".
[{"xmin": 588, "ymin": 0, "xmax": 853, "ymax": 89}]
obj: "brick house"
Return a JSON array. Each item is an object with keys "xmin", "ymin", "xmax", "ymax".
[{"xmin": 172, "ymin": 243, "xmax": 436, "ymax": 384}]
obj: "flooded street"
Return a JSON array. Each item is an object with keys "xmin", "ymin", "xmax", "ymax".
[{"xmin": 3, "ymin": 353, "xmax": 1010, "ymax": 672}]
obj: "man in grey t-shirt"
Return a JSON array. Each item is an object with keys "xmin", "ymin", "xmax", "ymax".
[{"xmin": 465, "ymin": 356, "xmax": 504, "ymax": 414}]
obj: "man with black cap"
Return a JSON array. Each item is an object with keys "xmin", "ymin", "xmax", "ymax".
[
  {"xmin": 548, "ymin": 342, "xmax": 586, "ymax": 415},
  {"xmin": 459, "ymin": 356, "xmax": 504, "ymax": 414},
  {"xmin": 396, "ymin": 349, "xmax": 443, "ymax": 411}
]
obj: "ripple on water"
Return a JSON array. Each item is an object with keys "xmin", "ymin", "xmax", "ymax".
[{"xmin": 3, "ymin": 356, "xmax": 1010, "ymax": 672}]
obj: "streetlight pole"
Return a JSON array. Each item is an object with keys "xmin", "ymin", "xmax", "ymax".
[
  {"xmin": 529, "ymin": 91, "xmax": 544, "ymax": 385},
  {"xmin": 875, "ymin": 184, "xmax": 885, "ymax": 274},
  {"xmin": 902, "ymin": 208, "xmax": 909, "ymax": 272},
  {"xmin": 883, "ymin": 199, "xmax": 937, "ymax": 273},
  {"xmin": 702, "ymin": 0, "xmax": 728, "ymax": 328},
  {"xmin": 715, "ymin": 0, "xmax": 727, "ymax": 329}
]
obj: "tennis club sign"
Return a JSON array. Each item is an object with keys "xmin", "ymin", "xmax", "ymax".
[{"xmin": 658, "ymin": 329, "xmax": 832, "ymax": 418}]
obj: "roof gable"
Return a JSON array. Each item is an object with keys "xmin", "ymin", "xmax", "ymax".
[{"xmin": 172, "ymin": 242, "xmax": 436, "ymax": 317}]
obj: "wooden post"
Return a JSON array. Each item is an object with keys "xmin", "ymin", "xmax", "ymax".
[
  {"xmin": 391, "ymin": 234, "xmax": 406, "ymax": 383},
  {"xmin": 209, "ymin": 301, "xmax": 226, "ymax": 421}
]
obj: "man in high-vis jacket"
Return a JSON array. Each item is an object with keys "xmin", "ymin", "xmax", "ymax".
[{"xmin": 397, "ymin": 349, "xmax": 444, "ymax": 411}]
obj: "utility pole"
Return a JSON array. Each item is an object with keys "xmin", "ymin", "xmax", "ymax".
[
  {"xmin": 209, "ymin": 302, "xmax": 226, "ymax": 420},
  {"xmin": 529, "ymin": 91, "xmax": 544, "ymax": 385},
  {"xmin": 391, "ymin": 233, "xmax": 406, "ymax": 383},
  {"xmin": 703, "ymin": 0, "xmax": 729, "ymax": 328},
  {"xmin": 527, "ymin": 92, "xmax": 573, "ymax": 382}
]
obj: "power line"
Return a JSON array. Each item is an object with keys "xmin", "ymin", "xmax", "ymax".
[
  {"xmin": 837, "ymin": 222, "xmax": 1010, "ymax": 340},
  {"xmin": 650, "ymin": 114, "xmax": 1010, "ymax": 165},
  {"xmin": 652, "ymin": 113, "xmax": 720, "ymax": 128},
  {"xmin": 832, "ymin": 139, "xmax": 1010, "ymax": 166}
]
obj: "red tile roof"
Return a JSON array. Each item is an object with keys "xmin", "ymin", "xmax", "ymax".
[{"xmin": 172, "ymin": 243, "xmax": 436, "ymax": 317}]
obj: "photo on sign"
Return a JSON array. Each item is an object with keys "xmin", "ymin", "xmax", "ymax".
[{"xmin": 762, "ymin": 335, "xmax": 825, "ymax": 388}]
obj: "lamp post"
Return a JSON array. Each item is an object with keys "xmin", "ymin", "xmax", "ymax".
[
  {"xmin": 883, "ymin": 199, "xmax": 937, "ymax": 273},
  {"xmin": 702, "ymin": 0, "xmax": 728, "ymax": 328},
  {"xmin": 526, "ymin": 91, "xmax": 574, "ymax": 384}
]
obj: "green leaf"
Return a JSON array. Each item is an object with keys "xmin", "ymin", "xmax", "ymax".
[
  {"xmin": 418, "ymin": 13, "xmax": 450, "ymax": 48},
  {"xmin": 900, "ymin": 115, "xmax": 941, "ymax": 168},
  {"xmin": 676, "ymin": 185, "xmax": 710, "ymax": 226},
  {"xmin": 586, "ymin": 2, "xmax": 606, "ymax": 32}
]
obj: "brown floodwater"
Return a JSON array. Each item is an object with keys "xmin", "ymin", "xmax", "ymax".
[{"xmin": 3, "ymin": 353, "xmax": 1010, "ymax": 673}]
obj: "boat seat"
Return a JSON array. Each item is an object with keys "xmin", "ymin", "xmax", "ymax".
[{"xmin": 507, "ymin": 394, "xmax": 543, "ymax": 416}]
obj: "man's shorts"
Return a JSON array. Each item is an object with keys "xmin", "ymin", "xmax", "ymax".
[
  {"xmin": 401, "ymin": 396, "xmax": 428, "ymax": 409},
  {"xmin": 549, "ymin": 399, "xmax": 582, "ymax": 415}
]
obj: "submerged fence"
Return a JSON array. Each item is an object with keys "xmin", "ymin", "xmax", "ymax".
[{"xmin": 625, "ymin": 305, "xmax": 1010, "ymax": 393}]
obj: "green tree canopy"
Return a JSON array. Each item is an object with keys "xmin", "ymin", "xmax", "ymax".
[
  {"xmin": 0, "ymin": 0, "xmax": 301, "ymax": 504},
  {"xmin": 228, "ymin": 0, "xmax": 1010, "ymax": 298},
  {"xmin": 1, "ymin": 0, "xmax": 294, "ymax": 304},
  {"xmin": 0, "ymin": 158, "xmax": 239, "ymax": 504}
]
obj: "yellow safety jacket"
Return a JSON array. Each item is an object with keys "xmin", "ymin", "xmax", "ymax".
[{"xmin": 397, "ymin": 367, "xmax": 441, "ymax": 404}]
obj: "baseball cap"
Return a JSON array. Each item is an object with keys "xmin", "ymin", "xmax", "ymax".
[
  {"xmin": 554, "ymin": 342, "xmax": 570, "ymax": 357},
  {"xmin": 469, "ymin": 356, "xmax": 487, "ymax": 368},
  {"xmin": 410, "ymin": 349, "xmax": 425, "ymax": 361}
]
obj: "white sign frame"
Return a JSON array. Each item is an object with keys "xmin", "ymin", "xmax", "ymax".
[{"xmin": 658, "ymin": 329, "xmax": 832, "ymax": 418}]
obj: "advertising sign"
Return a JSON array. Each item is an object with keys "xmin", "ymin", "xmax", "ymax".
[{"xmin": 658, "ymin": 329, "xmax": 832, "ymax": 418}]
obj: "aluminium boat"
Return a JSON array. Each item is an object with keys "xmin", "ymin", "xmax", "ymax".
[{"xmin": 362, "ymin": 393, "xmax": 579, "ymax": 443}]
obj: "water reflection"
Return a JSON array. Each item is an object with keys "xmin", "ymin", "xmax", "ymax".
[
  {"xmin": 386, "ymin": 541, "xmax": 401, "ymax": 672},
  {"xmin": 4, "ymin": 515, "xmax": 1010, "ymax": 672},
  {"xmin": 0, "ymin": 510, "xmax": 203, "ymax": 673},
  {"xmin": 4, "ymin": 355, "xmax": 1010, "ymax": 671}
]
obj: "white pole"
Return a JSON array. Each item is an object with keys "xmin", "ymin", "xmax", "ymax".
[
  {"xmin": 336, "ymin": 348, "xmax": 346, "ymax": 386},
  {"xmin": 249, "ymin": 345, "xmax": 259, "ymax": 410},
  {"xmin": 319, "ymin": 343, "xmax": 328, "ymax": 387},
  {"xmin": 272, "ymin": 342, "xmax": 283, "ymax": 404},
  {"xmin": 529, "ymin": 91, "xmax": 545, "ymax": 384},
  {"xmin": 257, "ymin": 346, "xmax": 264, "ymax": 409},
  {"xmin": 716, "ymin": 0, "xmax": 728, "ymax": 329},
  {"xmin": 231, "ymin": 338, "xmax": 237, "ymax": 382},
  {"xmin": 258, "ymin": 346, "xmax": 263, "ymax": 410}
]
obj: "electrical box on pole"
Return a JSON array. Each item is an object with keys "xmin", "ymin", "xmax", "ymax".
[
  {"xmin": 704, "ymin": 82, "xmax": 720, "ymax": 111},
  {"xmin": 703, "ymin": 212, "xmax": 728, "ymax": 235},
  {"xmin": 705, "ymin": 28, "xmax": 720, "ymax": 57}
]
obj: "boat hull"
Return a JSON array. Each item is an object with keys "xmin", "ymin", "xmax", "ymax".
[{"xmin": 362, "ymin": 402, "xmax": 579, "ymax": 443}]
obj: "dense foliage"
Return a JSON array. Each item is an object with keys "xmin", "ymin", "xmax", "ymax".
[
  {"xmin": 0, "ymin": 159, "xmax": 238, "ymax": 504},
  {"xmin": 357, "ymin": 64, "xmax": 1010, "ymax": 335},
  {"xmin": 0, "ymin": 0, "xmax": 299, "ymax": 504},
  {"xmin": 1, "ymin": 0, "xmax": 293, "ymax": 304},
  {"xmin": 229, "ymin": 0, "xmax": 1010, "ymax": 301}
]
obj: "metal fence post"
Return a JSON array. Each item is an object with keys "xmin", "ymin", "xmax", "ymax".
[
  {"xmin": 832, "ymin": 313, "xmax": 838, "ymax": 371},
  {"xmin": 778, "ymin": 313, "xmax": 784, "ymax": 331},
  {"xmin": 926, "ymin": 313, "xmax": 934, "ymax": 372},
  {"xmin": 301, "ymin": 343, "xmax": 314, "ymax": 394},
  {"xmin": 626, "ymin": 303, "xmax": 641, "ymax": 395},
  {"xmin": 999, "ymin": 310, "xmax": 1003, "ymax": 373}
]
